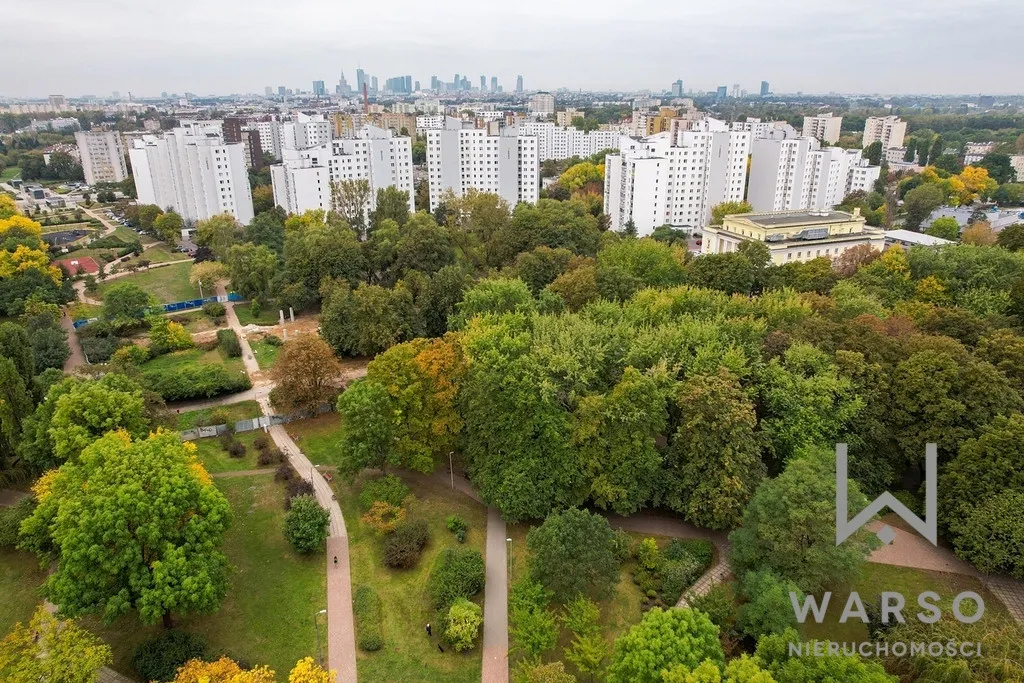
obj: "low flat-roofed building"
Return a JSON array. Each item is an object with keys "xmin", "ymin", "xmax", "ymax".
[
  {"xmin": 884, "ymin": 229, "xmax": 955, "ymax": 249},
  {"xmin": 703, "ymin": 208, "xmax": 885, "ymax": 264}
]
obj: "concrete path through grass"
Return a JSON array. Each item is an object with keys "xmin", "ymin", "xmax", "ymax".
[{"xmin": 482, "ymin": 506, "xmax": 509, "ymax": 683}]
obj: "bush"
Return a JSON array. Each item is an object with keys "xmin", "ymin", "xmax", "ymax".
[
  {"xmin": 257, "ymin": 447, "xmax": 283, "ymax": 466},
  {"xmin": 142, "ymin": 364, "xmax": 251, "ymax": 401},
  {"xmin": 202, "ymin": 301, "xmax": 226, "ymax": 319},
  {"xmin": 285, "ymin": 478, "xmax": 315, "ymax": 507},
  {"xmin": 131, "ymin": 630, "xmax": 207, "ymax": 682},
  {"xmin": 227, "ymin": 440, "xmax": 246, "ymax": 459},
  {"xmin": 254, "ymin": 432, "xmax": 272, "ymax": 452},
  {"xmin": 949, "ymin": 491, "xmax": 1024, "ymax": 578},
  {"xmin": 610, "ymin": 528, "xmax": 632, "ymax": 563},
  {"xmin": 661, "ymin": 555, "xmax": 705, "ymax": 604},
  {"xmin": 358, "ymin": 475, "xmax": 410, "ymax": 511},
  {"xmin": 446, "ymin": 515, "xmax": 468, "ymax": 543},
  {"xmin": 0, "ymin": 497, "xmax": 35, "ymax": 548},
  {"xmin": 110, "ymin": 344, "xmax": 150, "ymax": 366},
  {"xmin": 275, "ymin": 462, "xmax": 293, "ymax": 482},
  {"xmin": 263, "ymin": 333, "xmax": 283, "ymax": 346},
  {"xmin": 216, "ymin": 328, "xmax": 242, "ymax": 358},
  {"xmin": 353, "ymin": 585, "xmax": 384, "ymax": 652},
  {"xmin": 360, "ymin": 501, "xmax": 406, "ymax": 535},
  {"xmin": 445, "ymin": 598, "xmax": 483, "ymax": 652},
  {"xmin": 284, "ymin": 495, "xmax": 330, "ymax": 554},
  {"xmin": 428, "ymin": 547, "xmax": 485, "ymax": 611},
  {"xmin": 383, "ymin": 520, "xmax": 430, "ymax": 569},
  {"xmin": 664, "ymin": 539, "xmax": 715, "ymax": 570},
  {"xmin": 634, "ymin": 538, "xmax": 662, "ymax": 572}
]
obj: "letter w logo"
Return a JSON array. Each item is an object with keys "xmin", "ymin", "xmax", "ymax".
[{"xmin": 835, "ymin": 443, "xmax": 937, "ymax": 547}]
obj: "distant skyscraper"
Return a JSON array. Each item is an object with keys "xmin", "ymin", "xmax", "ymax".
[
  {"xmin": 278, "ymin": 86, "xmax": 286, "ymax": 96},
  {"xmin": 454, "ymin": 74, "xmax": 460, "ymax": 88},
  {"xmin": 338, "ymin": 72, "xmax": 351, "ymax": 96},
  {"xmin": 480, "ymin": 75, "xmax": 486, "ymax": 90},
  {"xmin": 732, "ymin": 84, "xmax": 740, "ymax": 98},
  {"xmin": 431, "ymin": 76, "xmax": 438, "ymax": 90},
  {"xmin": 356, "ymin": 69, "xmax": 366, "ymax": 93},
  {"xmin": 671, "ymin": 80, "xmax": 683, "ymax": 97},
  {"xmin": 491, "ymin": 76, "xmax": 498, "ymax": 93},
  {"xmin": 716, "ymin": 85, "xmax": 727, "ymax": 100},
  {"xmin": 414, "ymin": 80, "xmax": 420, "ymax": 92},
  {"xmin": 264, "ymin": 86, "xmax": 273, "ymax": 96},
  {"xmin": 312, "ymin": 80, "xmax": 326, "ymax": 97},
  {"xmin": 371, "ymin": 76, "xmax": 378, "ymax": 94},
  {"xmin": 760, "ymin": 80, "xmax": 770, "ymax": 97},
  {"xmin": 516, "ymin": 75, "xmax": 524, "ymax": 93}
]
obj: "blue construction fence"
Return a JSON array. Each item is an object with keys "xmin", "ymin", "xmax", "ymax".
[{"xmin": 73, "ymin": 292, "xmax": 243, "ymax": 328}]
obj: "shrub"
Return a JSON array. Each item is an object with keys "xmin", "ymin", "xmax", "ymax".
[
  {"xmin": 110, "ymin": 344, "xmax": 149, "ymax": 366},
  {"xmin": 131, "ymin": 630, "xmax": 207, "ymax": 682},
  {"xmin": 0, "ymin": 497, "xmax": 35, "ymax": 548},
  {"xmin": 285, "ymin": 478, "xmax": 315, "ymax": 507},
  {"xmin": 257, "ymin": 447, "xmax": 283, "ymax": 466},
  {"xmin": 254, "ymin": 432, "xmax": 272, "ymax": 452},
  {"xmin": 264, "ymin": 333, "xmax": 283, "ymax": 346},
  {"xmin": 634, "ymin": 538, "xmax": 662, "ymax": 572},
  {"xmin": 227, "ymin": 440, "xmax": 246, "ymax": 459},
  {"xmin": 445, "ymin": 598, "xmax": 483, "ymax": 652},
  {"xmin": 216, "ymin": 328, "xmax": 242, "ymax": 358},
  {"xmin": 275, "ymin": 462, "xmax": 293, "ymax": 482},
  {"xmin": 949, "ymin": 491, "xmax": 1024, "ymax": 578},
  {"xmin": 358, "ymin": 475, "xmax": 409, "ymax": 511},
  {"xmin": 664, "ymin": 539, "xmax": 715, "ymax": 570},
  {"xmin": 360, "ymin": 500, "xmax": 406, "ymax": 535},
  {"xmin": 428, "ymin": 547, "xmax": 485, "ymax": 611},
  {"xmin": 610, "ymin": 528, "xmax": 632, "ymax": 563},
  {"xmin": 353, "ymin": 585, "xmax": 384, "ymax": 652},
  {"xmin": 284, "ymin": 495, "xmax": 331, "ymax": 554},
  {"xmin": 142, "ymin": 364, "xmax": 251, "ymax": 401},
  {"xmin": 661, "ymin": 555, "xmax": 705, "ymax": 604},
  {"xmin": 509, "ymin": 578, "xmax": 558, "ymax": 659},
  {"xmin": 383, "ymin": 520, "xmax": 430, "ymax": 569},
  {"xmin": 202, "ymin": 301, "xmax": 226, "ymax": 319},
  {"xmin": 446, "ymin": 515, "xmax": 468, "ymax": 543}
]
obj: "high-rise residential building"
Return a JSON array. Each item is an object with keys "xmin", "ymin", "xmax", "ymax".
[
  {"xmin": 253, "ymin": 117, "xmax": 282, "ymax": 160},
  {"xmin": 760, "ymin": 80, "xmax": 770, "ymax": 97},
  {"xmin": 801, "ymin": 112, "xmax": 843, "ymax": 144},
  {"xmin": 312, "ymin": 80, "xmax": 326, "ymax": 97},
  {"xmin": 555, "ymin": 108, "xmax": 583, "ymax": 127},
  {"xmin": 414, "ymin": 80, "xmax": 420, "ymax": 92},
  {"xmin": 730, "ymin": 118, "xmax": 798, "ymax": 140},
  {"xmin": 48, "ymin": 95, "xmax": 68, "ymax": 111},
  {"xmin": 529, "ymin": 92, "xmax": 555, "ymax": 115},
  {"xmin": 671, "ymin": 80, "xmax": 683, "ymax": 97},
  {"xmin": 603, "ymin": 118, "xmax": 750, "ymax": 234},
  {"xmin": 223, "ymin": 117, "xmax": 265, "ymax": 169},
  {"xmin": 862, "ymin": 116, "xmax": 907, "ymax": 150},
  {"xmin": 128, "ymin": 122, "xmax": 254, "ymax": 224},
  {"xmin": 703, "ymin": 209, "xmax": 884, "ymax": 264},
  {"xmin": 516, "ymin": 75, "xmax": 524, "ymax": 93},
  {"xmin": 425, "ymin": 126, "xmax": 539, "ymax": 211},
  {"xmin": 74, "ymin": 130, "xmax": 128, "ymax": 185},
  {"xmin": 282, "ymin": 113, "xmax": 332, "ymax": 150},
  {"xmin": 747, "ymin": 136, "xmax": 881, "ymax": 212},
  {"xmin": 270, "ymin": 125, "xmax": 414, "ymax": 218},
  {"xmin": 732, "ymin": 84, "xmax": 740, "ymax": 99},
  {"xmin": 519, "ymin": 121, "xmax": 618, "ymax": 161},
  {"xmin": 491, "ymin": 77, "xmax": 498, "ymax": 93}
]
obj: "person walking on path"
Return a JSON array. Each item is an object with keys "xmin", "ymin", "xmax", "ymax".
[{"xmin": 426, "ymin": 623, "xmax": 432, "ymax": 637}]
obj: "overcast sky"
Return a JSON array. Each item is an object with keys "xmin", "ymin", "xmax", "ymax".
[{"xmin": 6, "ymin": 0, "xmax": 1023, "ymax": 98}]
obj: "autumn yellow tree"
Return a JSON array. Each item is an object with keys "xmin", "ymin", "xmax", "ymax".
[
  {"xmin": 961, "ymin": 220, "xmax": 997, "ymax": 246},
  {"xmin": 914, "ymin": 275, "xmax": 950, "ymax": 304},
  {"xmin": 0, "ymin": 604, "xmax": 113, "ymax": 683},
  {"xmin": 189, "ymin": 261, "xmax": 229, "ymax": 293},
  {"xmin": 270, "ymin": 335, "xmax": 344, "ymax": 413},
  {"xmin": 956, "ymin": 166, "xmax": 999, "ymax": 203},
  {"xmin": 173, "ymin": 657, "xmax": 276, "ymax": 682},
  {"xmin": 559, "ymin": 162, "xmax": 604, "ymax": 193},
  {"xmin": 288, "ymin": 657, "xmax": 336, "ymax": 683}
]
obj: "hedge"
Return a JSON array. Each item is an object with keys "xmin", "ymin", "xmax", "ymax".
[
  {"xmin": 216, "ymin": 328, "xmax": 242, "ymax": 358},
  {"xmin": 354, "ymin": 585, "xmax": 384, "ymax": 651},
  {"xmin": 142, "ymin": 364, "xmax": 251, "ymax": 401}
]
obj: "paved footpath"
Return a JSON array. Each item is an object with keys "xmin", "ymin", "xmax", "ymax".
[{"xmin": 482, "ymin": 506, "xmax": 509, "ymax": 683}]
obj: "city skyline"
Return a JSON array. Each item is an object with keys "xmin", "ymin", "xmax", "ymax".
[{"xmin": 4, "ymin": 0, "xmax": 1022, "ymax": 98}]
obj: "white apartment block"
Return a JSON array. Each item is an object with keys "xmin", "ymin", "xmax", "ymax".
[
  {"xmin": 425, "ymin": 127, "xmax": 539, "ymax": 211},
  {"xmin": 862, "ymin": 116, "xmax": 907, "ymax": 150},
  {"xmin": 556, "ymin": 108, "xmax": 584, "ymax": 127},
  {"xmin": 964, "ymin": 142, "xmax": 996, "ymax": 165},
  {"xmin": 748, "ymin": 136, "xmax": 881, "ymax": 213},
  {"xmin": 128, "ymin": 126, "xmax": 254, "ymax": 224},
  {"xmin": 270, "ymin": 125, "xmax": 414, "ymax": 217},
  {"xmin": 730, "ymin": 118, "xmax": 798, "ymax": 141},
  {"xmin": 74, "ymin": 130, "xmax": 128, "ymax": 185},
  {"xmin": 254, "ymin": 119, "xmax": 282, "ymax": 160},
  {"xmin": 801, "ymin": 113, "xmax": 843, "ymax": 144},
  {"xmin": 416, "ymin": 115, "xmax": 462, "ymax": 131},
  {"xmin": 282, "ymin": 113, "xmax": 332, "ymax": 150},
  {"xmin": 529, "ymin": 93, "xmax": 555, "ymax": 116},
  {"xmin": 518, "ymin": 122, "xmax": 619, "ymax": 161},
  {"xmin": 886, "ymin": 147, "xmax": 910, "ymax": 164},
  {"xmin": 602, "ymin": 118, "xmax": 750, "ymax": 235}
]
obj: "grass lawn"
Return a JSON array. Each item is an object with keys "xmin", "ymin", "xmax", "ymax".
[
  {"xmin": 96, "ymin": 261, "xmax": 198, "ymax": 304},
  {"xmin": 0, "ymin": 548, "xmax": 47, "ymax": 636},
  {"xmin": 336, "ymin": 473, "xmax": 487, "ymax": 683},
  {"xmin": 84, "ymin": 475, "xmax": 327, "ymax": 680},
  {"xmin": 177, "ymin": 399, "xmax": 263, "ymax": 431},
  {"xmin": 285, "ymin": 413, "xmax": 345, "ymax": 467},
  {"xmin": 123, "ymin": 243, "xmax": 181, "ymax": 266},
  {"xmin": 251, "ymin": 337, "xmax": 282, "ymax": 370},
  {"xmin": 235, "ymin": 304, "xmax": 283, "ymax": 326},
  {"xmin": 143, "ymin": 346, "xmax": 247, "ymax": 377},
  {"xmin": 1, "ymin": 166, "xmax": 21, "ymax": 181},
  {"xmin": 801, "ymin": 563, "xmax": 1006, "ymax": 643},
  {"xmin": 166, "ymin": 309, "xmax": 223, "ymax": 334},
  {"xmin": 188, "ymin": 431, "xmax": 274, "ymax": 474},
  {"xmin": 68, "ymin": 302, "xmax": 103, "ymax": 320}
]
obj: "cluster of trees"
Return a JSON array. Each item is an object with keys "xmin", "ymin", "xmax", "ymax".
[
  {"xmin": 898, "ymin": 165, "xmax": 1001, "ymax": 229},
  {"xmin": 0, "ymin": 197, "xmax": 72, "ymax": 315},
  {"xmin": 19, "ymin": 150, "xmax": 85, "ymax": 182}
]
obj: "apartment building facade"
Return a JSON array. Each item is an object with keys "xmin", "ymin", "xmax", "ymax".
[
  {"xmin": 801, "ymin": 113, "xmax": 843, "ymax": 144},
  {"xmin": 74, "ymin": 130, "xmax": 128, "ymax": 185},
  {"xmin": 862, "ymin": 116, "xmax": 907, "ymax": 150},
  {"xmin": 517, "ymin": 122, "xmax": 619, "ymax": 161},
  {"xmin": 425, "ymin": 127, "xmax": 539, "ymax": 211}
]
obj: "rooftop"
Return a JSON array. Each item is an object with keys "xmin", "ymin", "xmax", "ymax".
[
  {"xmin": 733, "ymin": 210, "xmax": 857, "ymax": 228},
  {"xmin": 884, "ymin": 229, "xmax": 955, "ymax": 247}
]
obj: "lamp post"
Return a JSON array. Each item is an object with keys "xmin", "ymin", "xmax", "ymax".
[
  {"xmin": 314, "ymin": 608, "xmax": 327, "ymax": 666},
  {"xmin": 449, "ymin": 451, "xmax": 455, "ymax": 490},
  {"xmin": 506, "ymin": 537, "xmax": 513, "ymax": 582}
]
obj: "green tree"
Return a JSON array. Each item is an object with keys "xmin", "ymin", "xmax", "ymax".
[
  {"xmin": 188, "ymin": 261, "xmax": 228, "ymax": 295},
  {"xmin": 136, "ymin": 204, "xmax": 163, "ymax": 231},
  {"xmin": 902, "ymin": 183, "xmax": 945, "ymax": 230},
  {"xmin": 756, "ymin": 629, "xmax": 895, "ymax": 682},
  {"xmin": 225, "ymin": 242, "xmax": 278, "ymax": 300},
  {"xmin": 152, "ymin": 211, "xmax": 183, "ymax": 245},
  {"xmin": 280, "ymin": 221, "xmax": 365, "ymax": 309},
  {"xmin": 927, "ymin": 134, "xmax": 944, "ymax": 167},
  {"xmin": 597, "ymin": 238, "xmax": 687, "ymax": 289},
  {"xmin": 0, "ymin": 321, "xmax": 34, "ymax": 384},
  {"xmin": 102, "ymin": 282, "xmax": 150, "ymax": 323},
  {"xmin": 711, "ymin": 201, "xmax": 753, "ymax": 225},
  {"xmin": 924, "ymin": 216, "xmax": 960, "ymax": 241},
  {"xmin": 665, "ymin": 369, "xmax": 764, "ymax": 530},
  {"xmin": 513, "ymin": 246, "xmax": 574, "ymax": 294},
  {"xmin": 444, "ymin": 598, "xmax": 483, "ymax": 652},
  {"xmin": 997, "ymin": 223, "xmax": 1024, "ymax": 251},
  {"xmin": 948, "ymin": 490, "xmax": 1024, "ymax": 578},
  {"xmin": 244, "ymin": 210, "xmax": 286, "ymax": 254},
  {"xmin": 0, "ymin": 357, "xmax": 32, "ymax": 469},
  {"xmin": 0, "ymin": 604, "xmax": 112, "ymax": 683},
  {"xmin": 194, "ymin": 214, "xmax": 242, "ymax": 260},
  {"xmin": 252, "ymin": 185, "xmax": 275, "ymax": 215},
  {"xmin": 728, "ymin": 449, "xmax": 875, "ymax": 593},
  {"xmin": 330, "ymin": 178, "xmax": 372, "ymax": 237},
  {"xmin": 979, "ymin": 153, "xmax": 1017, "ymax": 184},
  {"xmin": 46, "ymin": 375, "xmax": 149, "ymax": 463},
  {"xmin": 688, "ymin": 253, "xmax": 755, "ymax": 295},
  {"xmin": 527, "ymin": 508, "xmax": 619, "ymax": 602},
  {"xmin": 20, "ymin": 431, "xmax": 231, "ymax": 628},
  {"xmin": 863, "ymin": 141, "xmax": 883, "ymax": 166},
  {"xmin": 283, "ymin": 495, "xmax": 330, "ymax": 554},
  {"xmin": 738, "ymin": 569, "xmax": 803, "ymax": 639},
  {"xmin": 394, "ymin": 212, "xmax": 455, "ymax": 277},
  {"xmin": 512, "ymin": 661, "xmax": 577, "ymax": 683},
  {"xmin": 319, "ymin": 282, "xmax": 412, "ymax": 357},
  {"xmin": 448, "ymin": 278, "xmax": 535, "ymax": 329},
  {"xmin": 606, "ymin": 608, "xmax": 723, "ymax": 683},
  {"xmin": 369, "ymin": 187, "xmax": 411, "ymax": 231},
  {"xmin": 335, "ymin": 379, "xmax": 400, "ymax": 474},
  {"xmin": 509, "ymin": 578, "xmax": 559, "ymax": 659}
]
